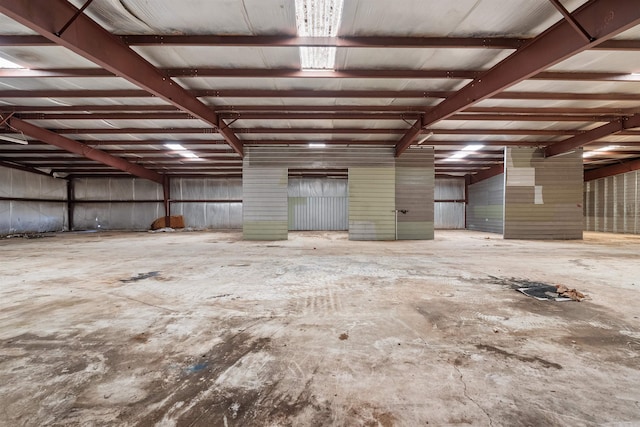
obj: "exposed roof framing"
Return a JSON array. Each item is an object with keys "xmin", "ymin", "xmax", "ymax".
[
  {"xmin": 2, "ymin": 34, "xmax": 640, "ymax": 50},
  {"xmin": 1, "ymin": 0, "xmax": 640, "ymax": 180},
  {"xmin": 8, "ymin": 117, "xmax": 163, "ymax": 183},
  {"xmin": 0, "ymin": 0, "xmax": 243, "ymax": 156},
  {"xmin": 395, "ymin": 0, "xmax": 640, "ymax": 156}
]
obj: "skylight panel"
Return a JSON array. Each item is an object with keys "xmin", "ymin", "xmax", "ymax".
[{"xmin": 295, "ymin": 0, "xmax": 344, "ymax": 70}]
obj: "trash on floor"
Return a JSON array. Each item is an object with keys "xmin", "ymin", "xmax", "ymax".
[
  {"xmin": 517, "ymin": 283, "xmax": 587, "ymax": 302},
  {"xmin": 150, "ymin": 215, "xmax": 185, "ymax": 230}
]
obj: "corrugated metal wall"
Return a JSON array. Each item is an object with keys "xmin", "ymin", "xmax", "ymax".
[
  {"xmin": 288, "ymin": 178, "xmax": 348, "ymax": 231},
  {"xmin": 171, "ymin": 178, "xmax": 242, "ymax": 229},
  {"xmin": 242, "ymin": 166, "xmax": 288, "ymax": 240},
  {"xmin": 467, "ymin": 173, "xmax": 504, "ymax": 234},
  {"xmin": 584, "ymin": 170, "xmax": 639, "ymax": 234},
  {"xmin": 504, "ymin": 147, "xmax": 583, "ymax": 239},
  {"xmin": 73, "ymin": 177, "xmax": 241, "ymax": 230},
  {"xmin": 435, "ymin": 177, "xmax": 465, "ymax": 229},
  {"xmin": 74, "ymin": 178, "xmax": 163, "ymax": 230},
  {"xmin": 395, "ymin": 148, "xmax": 434, "ymax": 239},
  {"xmin": 0, "ymin": 166, "xmax": 67, "ymax": 234},
  {"xmin": 349, "ymin": 166, "xmax": 396, "ymax": 240}
]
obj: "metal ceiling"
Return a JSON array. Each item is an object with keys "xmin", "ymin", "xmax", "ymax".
[{"xmin": 0, "ymin": 0, "xmax": 639, "ymax": 181}]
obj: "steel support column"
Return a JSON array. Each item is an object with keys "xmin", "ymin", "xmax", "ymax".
[
  {"xmin": 395, "ymin": 0, "xmax": 640, "ymax": 156},
  {"xmin": 163, "ymin": 175, "xmax": 171, "ymax": 228}
]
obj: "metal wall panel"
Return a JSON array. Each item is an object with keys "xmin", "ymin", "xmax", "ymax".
[
  {"xmin": 504, "ymin": 147, "xmax": 583, "ymax": 239},
  {"xmin": 243, "ymin": 166, "xmax": 288, "ymax": 240},
  {"xmin": 171, "ymin": 177, "xmax": 242, "ymax": 229},
  {"xmin": 288, "ymin": 178, "xmax": 348, "ymax": 231},
  {"xmin": 435, "ymin": 177, "xmax": 465, "ymax": 229},
  {"xmin": 245, "ymin": 146, "xmax": 395, "ymax": 168},
  {"xmin": 349, "ymin": 167, "xmax": 396, "ymax": 241},
  {"xmin": 395, "ymin": 148, "xmax": 434, "ymax": 239},
  {"xmin": 584, "ymin": 170, "xmax": 639, "ymax": 235},
  {"xmin": 467, "ymin": 173, "xmax": 504, "ymax": 234},
  {"xmin": 0, "ymin": 166, "xmax": 67, "ymax": 234},
  {"xmin": 435, "ymin": 202, "xmax": 465, "ymax": 229}
]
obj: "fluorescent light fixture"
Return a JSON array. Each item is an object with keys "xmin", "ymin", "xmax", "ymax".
[
  {"xmin": 164, "ymin": 143, "xmax": 186, "ymax": 150},
  {"xmin": 0, "ymin": 134, "xmax": 28, "ymax": 145},
  {"xmin": 583, "ymin": 145, "xmax": 619, "ymax": 158},
  {"xmin": 309, "ymin": 142, "xmax": 326, "ymax": 148},
  {"xmin": 179, "ymin": 152, "xmax": 199, "ymax": 158},
  {"xmin": 0, "ymin": 56, "xmax": 25, "ymax": 69},
  {"xmin": 444, "ymin": 144, "xmax": 484, "ymax": 161},
  {"xmin": 295, "ymin": 0, "xmax": 344, "ymax": 70},
  {"xmin": 417, "ymin": 132, "xmax": 434, "ymax": 145}
]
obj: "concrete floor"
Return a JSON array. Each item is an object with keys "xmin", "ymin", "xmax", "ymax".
[{"xmin": 0, "ymin": 230, "xmax": 639, "ymax": 427}]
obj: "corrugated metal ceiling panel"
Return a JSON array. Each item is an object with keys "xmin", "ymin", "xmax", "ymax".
[
  {"xmin": 339, "ymin": 0, "xmax": 587, "ymax": 37},
  {"xmin": 133, "ymin": 46, "xmax": 301, "ymax": 69},
  {"xmin": 71, "ymin": 0, "xmax": 297, "ymax": 35},
  {"xmin": 335, "ymin": 48, "xmax": 512, "ymax": 70}
]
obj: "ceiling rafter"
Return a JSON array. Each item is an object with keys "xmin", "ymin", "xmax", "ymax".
[
  {"xmin": 3, "ymin": 68, "xmax": 640, "ymax": 83},
  {"xmin": 0, "ymin": 0, "xmax": 243, "ymax": 156},
  {"xmin": 3, "ymin": 89, "xmax": 640, "ymax": 101},
  {"xmin": 2, "ymin": 34, "xmax": 640, "ymax": 50},
  {"xmin": 6, "ymin": 117, "xmax": 163, "ymax": 183},
  {"xmin": 395, "ymin": 0, "xmax": 640, "ymax": 156},
  {"xmin": 545, "ymin": 113, "xmax": 640, "ymax": 157}
]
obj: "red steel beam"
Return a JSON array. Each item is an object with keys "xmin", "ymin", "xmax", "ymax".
[
  {"xmin": 545, "ymin": 114, "xmax": 640, "ymax": 157},
  {"xmin": 4, "ymin": 67, "xmax": 640, "ymax": 83},
  {"xmin": 0, "ymin": 0, "xmax": 243, "ymax": 156},
  {"xmin": 2, "ymin": 34, "xmax": 640, "ymax": 50},
  {"xmin": 24, "ymin": 127, "xmax": 582, "ymax": 136},
  {"xmin": 584, "ymin": 158, "xmax": 640, "ymax": 181},
  {"xmin": 7, "ymin": 117, "xmax": 163, "ymax": 183},
  {"xmin": 468, "ymin": 164, "xmax": 505, "ymax": 184},
  {"xmin": 3, "ymin": 88, "xmax": 640, "ymax": 101},
  {"xmin": 395, "ymin": 0, "xmax": 640, "ymax": 156},
  {"xmin": 6, "ymin": 104, "xmax": 636, "ymax": 116}
]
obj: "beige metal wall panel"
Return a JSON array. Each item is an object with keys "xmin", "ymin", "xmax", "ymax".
[
  {"xmin": 584, "ymin": 171, "xmax": 639, "ymax": 235},
  {"xmin": 349, "ymin": 167, "xmax": 396, "ymax": 241},
  {"xmin": 0, "ymin": 166, "xmax": 67, "ymax": 234},
  {"xmin": 245, "ymin": 146, "xmax": 395, "ymax": 168},
  {"xmin": 395, "ymin": 148, "xmax": 434, "ymax": 239},
  {"xmin": 504, "ymin": 147, "xmax": 583, "ymax": 240},
  {"xmin": 243, "ymin": 166, "xmax": 288, "ymax": 240},
  {"xmin": 467, "ymin": 173, "xmax": 504, "ymax": 234}
]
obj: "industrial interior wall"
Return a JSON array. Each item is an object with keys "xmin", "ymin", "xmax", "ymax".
[
  {"xmin": 504, "ymin": 147, "xmax": 583, "ymax": 239},
  {"xmin": 435, "ymin": 177, "xmax": 465, "ymax": 229},
  {"xmin": 0, "ymin": 166, "xmax": 67, "ymax": 234},
  {"xmin": 288, "ymin": 178, "xmax": 348, "ymax": 231},
  {"xmin": 170, "ymin": 178, "xmax": 242, "ymax": 229},
  {"xmin": 467, "ymin": 174, "xmax": 504, "ymax": 234},
  {"xmin": 242, "ymin": 167, "xmax": 288, "ymax": 240},
  {"xmin": 244, "ymin": 146, "xmax": 395, "ymax": 240},
  {"xmin": 73, "ymin": 177, "xmax": 241, "ymax": 230},
  {"xmin": 395, "ymin": 148, "xmax": 435, "ymax": 239},
  {"xmin": 584, "ymin": 170, "xmax": 639, "ymax": 234},
  {"xmin": 349, "ymin": 166, "xmax": 396, "ymax": 240}
]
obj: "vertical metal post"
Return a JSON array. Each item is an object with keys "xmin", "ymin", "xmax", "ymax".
[
  {"xmin": 67, "ymin": 178, "xmax": 74, "ymax": 231},
  {"xmin": 162, "ymin": 175, "xmax": 171, "ymax": 227}
]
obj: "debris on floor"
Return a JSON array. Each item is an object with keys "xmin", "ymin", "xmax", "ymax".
[
  {"xmin": 489, "ymin": 276, "xmax": 587, "ymax": 302},
  {"xmin": 150, "ymin": 215, "xmax": 185, "ymax": 230},
  {"xmin": 120, "ymin": 271, "xmax": 161, "ymax": 283},
  {"xmin": 556, "ymin": 284, "xmax": 587, "ymax": 301}
]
